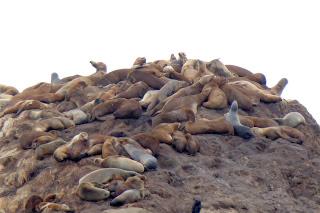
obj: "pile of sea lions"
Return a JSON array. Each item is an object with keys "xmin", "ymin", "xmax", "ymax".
[{"xmin": 0, "ymin": 53, "xmax": 307, "ymax": 212}]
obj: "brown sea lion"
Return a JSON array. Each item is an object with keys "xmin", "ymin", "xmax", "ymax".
[
  {"xmin": 53, "ymin": 132, "xmax": 89, "ymax": 162},
  {"xmin": 185, "ymin": 117, "xmax": 234, "ymax": 135},
  {"xmin": 0, "ymin": 84, "xmax": 19, "ymax": 96},
  {"xmin": 35, "ymin": 138, "xmax": 67, "ymax": 160},
  {"xmin": 34, "ymin": 117, "xmax": 75, "ymax": 132},
  {"xmin": 206, "ymin": 59, "xmax": 234, "ymax": 77},
  {"xmin": 202, "ymin": 78, "xmax": 228, "ymax": 109},
  {"xmin": 132, "ymin": 57, "xmax": 147, "ymax": 67},
  {"xmin": 152, "ymin": 108, "xmax": 195, "ymax": 127},
  {"xmin": 185, "ymin": 133, "xmax": 200, "ymax": 155},
  {"xmin": 90, "ymin": 60, "xmax": 107, "ymax": 72},
  {"xmin": 19, "ymin": 131, "xmax": 58, "ymax": 150},
  {"xmin": 115, "ymin": 81, "xmax": 149, "ymax": 99},
  {"xmin": 0, "ymin": 100, "xmax": 48, "ymax": 117},
  {"xmin": 251, "ymin": 126, "xmax": 305, "ymax": 144},
  {"xmin": 150, "ymin": 123, "xmax": 180, "ymax": 144},
  {"xmin": 107, "ymin": 175, "xmax": 146, "ymax": 198},
  {"xmin": 127, "ymin": 69, "xmax": 166, "ymax": 89},
  {"xmin": 38, "ymin": 202, "xmax": 74, "ymax": 213},
  {"xmin": 131, "ymin": 133, "xmax": 160, "ymax": 156},
  {"xmin": 226, "ymin": 64, "xmax": 267, "ymax": 85},
  {"xmin": 25, "ymin": 195, "xmax": 43, "ymax": 213},
  {"xmin": 139, "ymin": 90, "xmax": 159, "ymax": 108},
  {"xmin": 56, "ymin": 101, "xmax": 77, "ymax": 112},
  {"xmin": 240, "ymin": 115, "xmax": 279, "ymax": 128},
  {"xmin": 77, "ymin": 182, "xmax": 110, "ymax": 201},
  {"xmin": 172, "ymin": 131, "xmax": 188, "ymax": 153}
]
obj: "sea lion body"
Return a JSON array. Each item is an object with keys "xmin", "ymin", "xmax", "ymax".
[
  {"xmin": 77, "ymin": 182, "xmax": 110, "ymax": 201},
  {"xmin": 273, "ymin": 112, "xmax": 306, "ymax": 128},
  {"xmin": 101, "ymin": 156, "xmax": 145, "ymax": 173},
  {"xmin": 185, "ymin": 117, "xmax": 234, "ymax": 135},
  {"xmin": 35, "ymin": 138, "xmax": 66, "ymax": 160},
  {"xmin": 110, "ymin": 189, "xmax": 146, "ymax": 206},
  {"xmin": 116, "ymin": 81, "xmax": 149, "ymax": 99}
]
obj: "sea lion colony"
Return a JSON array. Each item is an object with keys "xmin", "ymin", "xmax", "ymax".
[{"xmin": 0, "ymin": 53, "xmax": 307, "ymax": 212}]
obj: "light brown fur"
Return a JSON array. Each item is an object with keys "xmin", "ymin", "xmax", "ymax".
[
  {"xmin": 150, "ymin": 123, "xmax": 180, "ymax": 144},
  {"xmin": 185, "ymin": 117, "xmax": 234, "ymax": 135}
]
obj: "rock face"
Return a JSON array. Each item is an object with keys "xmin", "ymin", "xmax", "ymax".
[{"xmin": 0, "ymin": 56, "xmax": 320, "ymax": 213}]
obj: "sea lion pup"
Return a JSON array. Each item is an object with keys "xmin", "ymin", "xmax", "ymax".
[
  {"xmin": 35, "ymin": 138, "xmax": 67, "ymax": 160},
  {"xmin": 269, "ymin": 78, "xmax": 288, "ymax": 96},
  {"xmin": 34, "ymin": 116, "xmax": 75, "ymax": 132},
  {"xmin": 51, "ymin": 72, "xmax": 60, "ymax": 84},
  {"xmin": 91, "ymin": 98, "xmax": 142, "ymax": 120},
  {"xmin": 202, "ymin": 78, "xmax": 228, "ymax": 109},
  {"xmin": 37, "ymin": 202, "xmax": 74, "ymax": 213},
  {"xmin": 90, "ymin": 60, "xmax": 107, "ymax": 72},
  {"xmin": 226, "ymin": 65, "xmax": 267, "ymax": 85},
  {"xmin": 225, "ymin": 100, "xmax": 254, "ymax": 139},
  {"xmin": 0, "ymin": 100, "xmax": 48, "ymax": 117},
  {"xmin": 127, "ymin": 68, "xmax": 166, "ymax": 89},
  {"xmin": 53, "ymin": 132, "xmax": 89, "ymax": 162},
  {"xmin": 156, "ymin": 85, "xmax": 211, "ymax": 115},
  {"xmin": 240, "ymin": 115, "xmax": 279, "ymax": 128},
  {"xmin": 19, "ymin": 131, "xmax": 58, "ymax": 149},
  {"xmin": 115, "ymin": 81, "xmax": 149, "ymax": 99},
  {"xmin": 139, "ymin": 90, "xmax": 159, "ymax": 108},
  {"xmin": 122, "ymin": 142, "xmax": 158, "ymax": 170},
  {"xmin": 251, "ymin": 126, "xmax": 305, "ymax": 144},
  {"xmin": 146, "ymin": 79, "xmax": 189, "ymax": 113},
  {"xmin": 99, "ymin": 156, "xmax": 145, "ymax": 173},
  {"xmin": 205, "ymin": 59, "xmax": 234, "ymax": 77},
  {"xmin": 150, "ymin": 122, "xmax": 180, "ymax": 144},
  {"xmin": 132, "ymin": 57, "xmax": 147, "ymax": 68},
  {"xmin": 77, "ymin": 182, "xmax": 110, "ymax": 201},
  {"xmin": 131, "ymin": 133, "xmax": 160, "ymax": 156},
  {"xmin": 185, "ymin": 117, "xmax": 234, "ymax": 135},
  {"xmin": 152, "ymin": 108, "xmax": 195, "ymax": 127},
  {"xmin": 110, "ymin": 189, "xmax": 148, "ymax": 206},
  {"xmin": 63, "ymin": 109, "xmax": 89, "ymax": 125},
  {"xmin": 273, "ymin": 112, "xmax": 306, "ymax": 128},
  {"xmin": 79, "ymin": 168, "xmax": 140, "ymax": 185},
  {"xmin": 0, "ymin": 84, "xmax": 19, "ymax": 96}
]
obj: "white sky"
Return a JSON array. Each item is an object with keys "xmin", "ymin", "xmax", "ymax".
[{"xmin": 0, "ymin": 0, "xmax": 319, "ymax": 122}]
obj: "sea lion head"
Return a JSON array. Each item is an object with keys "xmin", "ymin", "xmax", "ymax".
[
  {"xmin": 230, "ymin": 100, "xmax": 238, "ymax": 112},
  {"xmin": 90, "ymin": 61, "xmax": 107, "ymax": 72}
]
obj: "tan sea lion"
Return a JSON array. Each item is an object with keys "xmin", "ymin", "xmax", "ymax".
[
  {"xmin": 226, "ymin": 64, "xmax": 267, "ymax": 85},
  {"xmin": 97, "ymin": 84, "xmax": 121, "ymax": 101},
  {"xmin": 35, "ymin": 138, "xmax": 67, "ymax": 160},
  {"xmin": 251, "ymin": 126, "xmax": 305, "ymax": 144},
  {"xmin": 206, "ymin": 59, "xmax": 234, "ymax": 77},
  {"xmin": 34, "ymin": 117, "xmax": 75, "ymax": 132},
  {"xmin": 110, "ymin": 189, "xmax": 148, "ymax": 206},
  {"xmin": 0, "ymin": 100, "xmax": 48, "ymax": 117},
  {"xmin": 107, "ymin": 175, "xmax": 146, "ymax": 198},
  {"xmin": 100, "ymin": 156, "xmax": 145, "ymax": 173},
  {"xmin": 38, "ymin": 202, "xmax": 74, "ymax": 213},
  {"xmin": 78, "ymin": 168, "xmax": 140, "ymax": 185},
  {"xmin": 240, "ymin": 115, "xmax": 279, "ymax": 128},
  {"xmin": 273, "ymin": 112, "xmax": 306, "ymax": 128},
  {"xmin": 152, "ymin": 108, "xmax": 195, "ymax": 127},
  {"xmin": 77, "ymin": 182, "xmax": 110, "ymax": 201},
  {"xmin": 20, "ymin": 109, "xmax": 64, "ymax": 120},
  {"xmin": 150, "ymin": 123, "xmax": 180, "ymax": 144},
  {"xmin": 202, "ymin": 78, "xmax": 228, "ymax": 109},
  {"xmin": 185, "ymin": 133, "xmax": 200, "ymax": 155},
  {"xmin": 131, "ymin": 133, "xmax": 160, "ymax": 156},
  {"xmin": 115, "ymin": 81, "xmax": 149, "ymax": 99},
  {"xmin": 63, "ymin": 109, "xmax": 89, "ymax": 125},
  {"xmin": 127, "ymin": 69, "xmax": 166, "ymax": 89},
  {"xmin": 53, "ymin": 132, "xmax": 89, "ymax": 162},
  {"xmin": 132, "ymin": 57, "xmax": 147, "ymax": 68},
  {"xmin": 19, "ymin": 131, "xmax": 58, "ymax": 150},
  {"xmin": 172, "ymin": 131, "xmax": 188, "ymax": 153},
  {"xmin": 56, "ymin": 101, "xmax": 77, "ymax": 112},
  {"xmin": 0, "ymin": 84, "xmax": 19, "ymax": 96},
  {"xmin": 139, "ymin": 90, "xmax": 159, "ymax": 108},
  {"xmin": 185, "ymin": 117, "xmax": 234, "ymax": 135}
]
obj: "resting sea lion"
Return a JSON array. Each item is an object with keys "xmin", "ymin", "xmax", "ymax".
[
  {"xmin": 206, "ymin": 59, "xmax": 234, "ymax": 77},
  {"xmin": 152, "ymin": 108, "xmax": 195, "ymax": 127},
  {"xmin": 77, "ymin": 182, "xmax": 110, "ymax": 201},
  {"xmin": 63, "ymin": 109, "xmax": 89, "ymax": 125},
  {"xmin": 251, "ymin": 126, "xmax": 305, "ymax": 144},
  {"xmin": 185, "ymin": 117, "xmax": 234, "ymax": 135},
  {"xmin": 127, "ymin": 69, "xmax": 166, "ymax": 89},
  {"xmin": 19, "ymin": 131, "xmax": 58, "ymax": 150},
  {"xmin": 226, "ymin": 65, "xmax": 267, "ymax": 85},
  {"xmin": 53, "ymin": 132, "xmax": 89, "ymax": 161},
  {"xmin": 115, "ymin": 81, "xmax": 149, "ymax": 99},
  {"xmin": 150, "ymin": 123, "xmax": 180, "ymax": 144},
  {"xmin": 139, "ymin": 90, "xmax": 159, "ymax": 108},
  {"xmin": 35, "ymin": 138, "xmax": 67, "ymax": 160},
  {"xmin": 132, "ymin": 57, "xmax": 147, "ymax": 68},
  {"xmin": 107, "ymin": 175, "xmax": 146, "ymax": 198},
  {"xmin": 172, "ymin": 131, "xmax": 188, "ymax": 153},
  {"xmin": 34, "ymin": 116, "xmax": 75, "ymax": 132},
  {"xmin": 0, "ymin": 84, "xmax": 19, "ymax": 96},
  {"xmin": 38, "ymin": 202, "xmax": 74, "ymax": 213},
  {"xmin": 110, "ymin": 189, "xmax": 147, "ymax": 206},
  {"xmin": 100, "ymin": 156, "xmax": 145, "ymax": 173},
  {"xmin": 131, "ymin": 133, "xmax": 160, "ymax": 156},
  {"xmin": 78, "ymin": 168, "xmax": 140, "ymax": 185},
  {"xmin": 0, "ymin": 100, "xmax": 48, "ymax": 117},
  {"xmin": 239, "ymin": 115, "xmax": 279, "ymax": 128},
  {"xmin": 202, "ymin": 78, "xmax": 228, "ymax": 109},
  {"xmin": 273, "ymin": 112, "xmax": 306, "ymax": 128}
]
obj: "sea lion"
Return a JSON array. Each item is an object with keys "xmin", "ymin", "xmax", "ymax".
[
  {"xmin": 110, "ymin": 189, "xmax": 147, "ymax": 207},
  {"xmin": 0, "ymin": 84, "xmax": 19, "ymax": 95},
  {"xmin": 226, "ymin": 64, "xmax": 267, "ymax": 85},
  {"xmin": 240, "ymin": 115, "xmax": 279, "ymax": 128},
  {"xmin": 56, "ymin": 101, "xmax": 77, "ymax": 112},
  {"xmin": 100, "ymin": 156, "xmax": 145, "ymax": 173},
  {"xmin": 107, "ymin": 175, "xmax": 146, "ymax": 198},
  {"xmin": 25, "ymin": 195, "xmax": 43, "ymax": 213},
  {"xmin": 77, "ymin": 182, "xmax": 110, "ymax": 201},
  {"xmin": 91, "ymin": 98, "xmax": 142, "ymax": 120},
  {"xmin": 35, "ymin": 138, "xmax": 67, "ymax": 160},
  {"xmin": 206, "ymin": 59, "xmax": 234, "ymax": 77},
  {"xmin": 97, "ymin": 84, "xmax": 121, "ymax": 101},
  {"xmin": 179, "ymin": 59, "xmax": 210, "ymax": 83},
  {"xmin": 63, "ymin": 109, "xmax": 89, "ymax": 125},
  {"xmin": 132, "ymin": 57, "xmax": 147, "ymax": 68},
  {"xmin": 150, "ymin": 123, "xmax": 180, "ymax": 144},
  {"xmin": 101, "ymin": 136, "xmax": 127, "ymax": 159},
  {"xmin": 97, "ymin": 69, "xmax": 131, "ymax": 85},
  {"xmin": 156, "ymin": 85, "xmax": 211, "ymax": 115},
  {"xmin": 251, "ymin": 126, "xmax": 305, "ymax": 144},
  {"xmin": 122, "ymin": 143, "xmax": 158, "ymax": 170},
  {"xmin": 78, "ymin": 168, "xmax": 140, "ymax": 185},
  {"xmin": 273, "ymin": 112, "xmax": 306, "ymax": 128},
  {"xmin": 0, "ymin": 100, "xmax": 48, "ymax": 117},
  {"xmin": 139, "ymin": 90, "xmax": 159, "ymax": 108},
  {"xmin": 19, "ymin": 131, "xmax": 58, "ymax": 150},
  {"xmin": 20, "ymin": 109, "xmax": 64, "ymax": 120},
  {"xmin": 224, "ymin": 100, "xmax": 254, "ymax": 139},
  {"xmin": 34, "ymin": 117, "xmax": 75, "ymax": 132},
  {"xmin": 115, "ymin": 81, "xmax": 149, "ymax": 99},
  {"xmin": 152, "ymin": 108, "xmax": 195, "ymax": 127},
  {"xmin": 131, "ymin": 133, "xmax": 160, "ymax": 156},
  {"xmin": 127, "ymin": 69, "xmax": 166, "ymax": 89},
  {"xmin": 90, "ymin": 60, "xmax": 107, "ymax": 72},
  {"xmin": 185, "ymin": 133, "xmax": 200, "ymax": 155},
  {"xmin": 80, "ymin": 98, "xmax": 103, "ymax": 113},
  {"xmin": 51, "ymin": 72, "xmax": 60, "ymax": 84},
  {"xmin": 53, "ymin": 132, "xmax": 89, "ymax": 162},
  {"xmin": 202, "ymin": 78, "xmax": 228, "ymax": 109},
  {"xmin": 38, "ymin": 202, "xmax": 74, "ymax": 213},
  {"xmin": 146, "ymin": 79, "xmax": 189, "ymax": 113},
  {"xmin": 172, "ymin": 131, "xmax": 188, "ymax": 153},
  {"xmin": 185, "ymin": 117, "xmax": 234, "ymax": 135}
]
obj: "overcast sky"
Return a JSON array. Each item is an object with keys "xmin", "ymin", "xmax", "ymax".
[{"xmin": 0, "ymin": 0, "xmax": 319, "ymax": 122}]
